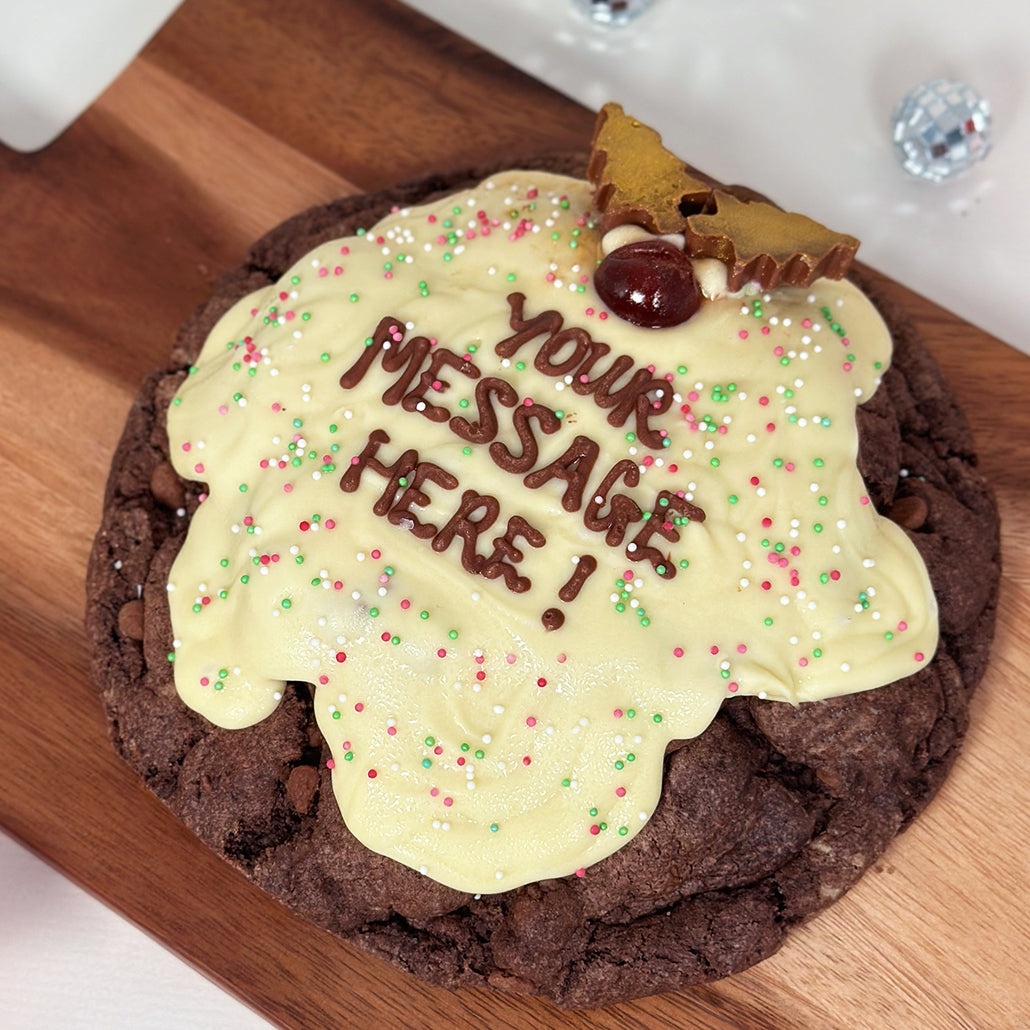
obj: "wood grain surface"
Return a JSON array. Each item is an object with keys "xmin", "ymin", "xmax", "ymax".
[{"xmin": 1, "ymin": 1, "xmax": 1027, "ymax": 1027}]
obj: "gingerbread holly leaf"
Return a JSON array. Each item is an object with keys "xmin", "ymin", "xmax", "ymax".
[
  {"xmin": 685, "ymin": 190, "xmax": 860, "ymax": 291},
  {"xmin": 587, "ymin": 102, "xmax": 711, "ymax": 234},
  {"xmin": 588, "ymin": 103, "xmax": 860, "ymax": 290}
]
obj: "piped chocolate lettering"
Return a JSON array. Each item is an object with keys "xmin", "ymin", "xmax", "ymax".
[{"xmin": 432, "ymin": 490, "xmax": 501, "ymax": 575}]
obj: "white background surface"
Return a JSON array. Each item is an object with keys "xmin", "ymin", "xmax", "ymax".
[
  {"xmin": 2, "ymin": 2, "xmax": 1027, "ymax": 1028},
  {"xmin": 408, "ymin": 0, "xmax": 1030, "ymax": 355}
]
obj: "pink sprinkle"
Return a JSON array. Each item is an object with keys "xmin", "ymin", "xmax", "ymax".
[
  {"xmin": 443, "ymin": 796, "xmax": 453, "ymax": 807},
  {"xmin": 710, "ymin": 645, "xmax": 719, "ymax": 655},
  {"xmin": 325, "ymin": 519, "xmax": 336, "ymax": 529},
  {"xmin": 283, "ymin": 483, "xmax": 293, "ymax": 493},
  {"xmin": 737, "ymin": 644, "xmax": 747, "ymax": 654},
  {"xmin": 182, "ymin": 442, "xmax": 191, "ymax": 452},
  {"xmin": 859, "ymin": 495, "xmax": 870, "ymax": 505},
  {"xmin": 326, "ymin": 759, "xmax": 336, "ymax": 769},
  {"xmin": 218, "ymin": 405, "xmax": 228, "ymax": 414},
  {"xmin": 318, "ymin": 675, "xmax": 329, "ymax": 685},
  {"xmin": 589, "ymin": 825, "xmax": 600, "ymax": 836},
  {"xmin": 575, "ymin": 868, "xmax": 586, "ymax": 878},
  {"xmin": 194, "ymin": 463, "xmax": 204, "ymax": 474},
  {"xmin": 739, "ymin": 330, "xmax": 749, "ymax": 339},
  {"xmin": 506, "ymin": 653, "xmax": 516, "ymax": 664},
  {"xmin": 335, "ymin": 651, "xmax": 347, "ymax": 663},
  {"xmin": 437, "ymin": 649, "xmax": 447, "ymax": 658},
  {"xmin": 728, "ymin": 682, "xmax": 739, "ymax": 693},
  {"xmin": 673, "ymin": 647, "xmax": 684, "ymax": 658},
  {"xmin": 367, "ymin": 769, "xmax": 376, "ymax": 778},
  {"xmin": 318, "ymin": 267, "xmax": 328, "ymax": 277},
  {"xmin": 199, "ymin": 677, "xmax": 209, "ymax": 686},
  {"xmin": 616, "ymin": 787, "xmax": 626, "ymax": 797},
  {"xmin": 354, "ymin": 702, "xmax": 364, "ymax": 712},
  {"xmin": 526, "ymin": 716, "xmax": 537, "ymax": 727},
  {"xmin": 430, "ymin": 787, "xmax": 439, "ymax": 796},
  {"xmin": 914, "ymin": 652, "xmax": 925, "ymax": 662},
  {"xmin": 340, "ymin": 246, "xmax": 350, "ymax": 255},
  {"xmin": 387, "ymin": 726, "xmax": 396, "ymax": 735},
  {"xmin": 799, "ymin": 657, "xmax": 809, "ymax": 667},
  {"xmin": 556, "ymin": 653, "xmax": 567, "ymax": 663},
  {"xmin": 613, "ymin": 708, "xmax": 624, "ymax": 718},
  {"xmin": 371, "ymin": 549, "xmax": 381, "ymax": 559},
  {"xmin": 400, "ymin": 599, "xmax": 410, "ymax": 610},
  {"xmin": 333, "ymin": 580, "xmax": 343, "ymax": 590},
  {"xmin": 898, "ymin": 621, "xmax": 908, "ymax": 632}
]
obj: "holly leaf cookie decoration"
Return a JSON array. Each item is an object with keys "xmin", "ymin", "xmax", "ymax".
[
  {"xmin": 587, "ymin": 102, "xmax": 712, "ymax": 234},
  {"xmin": 588, "ymin": 103, "xmax": 860, "ymax": 293},
  {"xmin": 686, "ymin": 189, "xmax": 860, "ymax": 291}
]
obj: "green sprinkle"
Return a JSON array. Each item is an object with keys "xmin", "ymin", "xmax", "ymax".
[
  {"xmin": 281, "ymin": 598, "xmax": 292, "ymax": 609},
  {"xmin": 369, "ymin": 607, "xmax": 379, "ymax": 618},
  {"xmin": 448, "ymin": 629, "xmax": 458, "ymax": 640}
]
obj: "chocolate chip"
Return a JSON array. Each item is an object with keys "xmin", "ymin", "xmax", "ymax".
[
  {"xmin": 888, "ymin": 494, "xmax": 929, "ymax": 530},
  {"xmin": 117, "ymin": 599, "xmax": 144, "ymax": 640},
  {"xmin": 285, "ymin": 764, "xmax": 320, "ymax": 814},
  {"xmin": 149, "ymin": 461, "xmax": 186, "ymax": 510}
]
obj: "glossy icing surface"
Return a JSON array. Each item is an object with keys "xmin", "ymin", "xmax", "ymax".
[{"xmin": 166, "ymin": 172, "xmax": 937, "ymax": 893}]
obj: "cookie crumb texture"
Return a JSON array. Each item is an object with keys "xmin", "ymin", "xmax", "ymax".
[{"xmin": 86, "ymin": 158, "xmax": 1000, "ymax": 1008}]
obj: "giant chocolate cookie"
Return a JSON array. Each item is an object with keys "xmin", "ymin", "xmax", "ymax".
[{"xmin": 86, "ymin": 155, "xmax": 1000, "ymax": 1008}]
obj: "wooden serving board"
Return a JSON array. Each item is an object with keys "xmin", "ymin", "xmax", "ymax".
[{"xmin": 1, "ymin": 1, "xmax": 1027, "ymax": 1026}]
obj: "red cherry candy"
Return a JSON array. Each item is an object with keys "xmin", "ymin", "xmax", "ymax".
[{"xmin": 594, "ymin": 239, "xmax": 702, "ymax": 328}]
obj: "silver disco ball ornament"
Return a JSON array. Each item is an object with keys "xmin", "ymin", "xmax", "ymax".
[
  {"xmin": 572, "ymin": 0, "xmax": 657, "ymax": 26},
  {"xmin": 891, "ymin": 78, "xmax": 992, "ymax": 183}
]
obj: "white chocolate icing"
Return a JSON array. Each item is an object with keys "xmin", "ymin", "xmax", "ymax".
[{"xmin": 166, "ymin": 172, "xmax": 938, "ymax": 893}]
